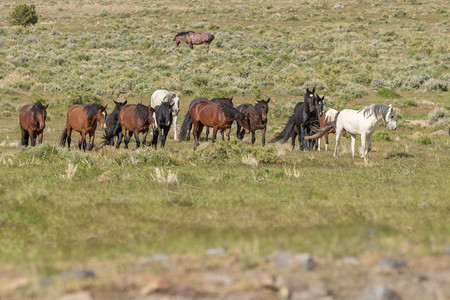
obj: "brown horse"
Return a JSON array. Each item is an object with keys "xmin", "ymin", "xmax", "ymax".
[
  {"xmin": 115, "ymin": 103, "xmax": 155, "ymax": 149},
  {"xmin": 236, "ymin": 98, "xmax": 270, "ymax": 146},
  {"xmin": 174, "ymin": 31, "xmax": 215, "ymax": 49},
  {"xmin": 60, "ymin": 104, "xmax": 108, "ymax": 151},
  {"xmin": 317, "ymin": 108, "xmax": 343, "ymax": 151},
  {"xmin": 19, "ymin": 102, "xmax": 48, "ymax": 146},
  {"xmin": 189, "ymin": 100, "xmax": 250, "ymax": 150}
]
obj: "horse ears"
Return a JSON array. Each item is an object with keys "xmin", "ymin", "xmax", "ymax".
[
  {"xmin": 306, "ymin": 88, "xmax": 310, "ymax": 93},
  {"xmin": 230, "ymin": 96, "xmax": 233, "ymax": 100},
  {"xmin": 267, "ymin": 98, "xmax": 270, "ymax": 103},
  {"xmin": 104, "ymin": 104, "xmax": 108, "ymax": 109},
  {"xmin": 312, "ymin": 87, "xmax": 316, "ymax": 94},
  {"xmin": 389, "ymin": 104, "xmax": 392, "ymax": 108},
  {"xmin": 44, "ymin": 104, "xmax": 49, "ymax": 109},
  {"xmin": 123, "ymin": 100, "xmax": 127, "ymax": 105},
  {"xmin": 113, "ymin": 100, "xmax": 118, "ymax": 105}
]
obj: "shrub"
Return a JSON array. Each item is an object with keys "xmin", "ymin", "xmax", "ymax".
[
  {"xmin": 66, "ymin": 90, "xmax": 102, "ymax": 106},
  {"xmin": 414, "ymin": 136, "xmax": 432, "ymax": 145},
  {"xmin": 9, "ymin": 4, "xmax": 38, "ymax": 28},
  {"xmin": 428, "ymin": 109, "xmax": 449, "ymax": 126},
  {"xmin": 424, "ymin": 79, "xmax": 448, "ymax": 92},
  {"xmin": 404, "ymin": 100, "xmax": 417, "ymax": 107},
  {"xmin": 377, "ymin": 88, "xmax": 401, "ymax": 99}
]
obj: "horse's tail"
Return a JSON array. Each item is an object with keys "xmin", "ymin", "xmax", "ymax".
[
  {"xmin": 60, "ymin": 128, "xmax": 68, "ymax": 147},
  {"xmin": 270, "ymin": 114, "xmax": 296, "ymax": 144},
  {"xmin": 178, "ymin": 111, "xmax": 192, "ymax": 141},
  {"xmin": 305, "ymin": 119, "xmax": 336, "ymax": 140}
]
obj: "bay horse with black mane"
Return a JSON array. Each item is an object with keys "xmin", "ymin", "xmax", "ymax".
[
  {"xmin": 174, "ymin": 31, "xmax": 215, "ymax": 49},
  {"xmin": 60, "ymin": 104, "xmax": 107, "ymax": 151},
  {"xmin": 236, "ymin": 98, "xmax": 270, "ymax": 146},
  {"xmin": 270, "ymin": 88, "xmax": 318, "ymax": 151},
  {"xmin": 114, "ymin": 103, "xmax": 155, "ymax": 149},
  {"xmin": 102, "ymin": 100, "xmax": 127, "ymax": 146},
  {"xmin": 178, "ymin": 97, "xmax": 234, "ymax": 141},
  {"xmin": 151, "ymin": 102, "xmax": 173, "ymax": 149},
  {"xmin": 188, "ymin": 100, "xmax": 251, "ymax": 150},
  {"xmin": 19, "ymin": 101, "xmax": 48, "ymax": 146}
]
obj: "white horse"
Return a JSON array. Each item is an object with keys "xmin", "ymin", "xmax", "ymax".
[
  {"xmin": 151, "ymin": 90, "xmax": 180, "ymax": 140},
  {"xmin": 307, "ymin": 104, "xmax": 397, "ymax": 164}
]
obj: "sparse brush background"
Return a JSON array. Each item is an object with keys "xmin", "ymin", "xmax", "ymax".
[{"xmin": 0, "ymin": 0, "xmax": 449, "ymax": 297}]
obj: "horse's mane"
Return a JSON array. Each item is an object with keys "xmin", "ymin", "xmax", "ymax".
[
  {"xmin": 219, "ymin": 102, "xmax": 242, "ymax": 120},
  {"xmin": 136, "ymin": 103, "xmax": 149, "ymax": 120},
  {"xmin": 211, "ymin": 97, "xmax": 233, "ymax": 106},
  {"xmin": 359, "ymin": 104, "xmax": 390, "ymax": 119},
  {"xmin": 175, "ymin": 31, "xmax": 194, "ymax": 37},
  {"xmin": 31, "ymin": 101, "xmax": 46, "ymax": 117},
  {"xmin": 85, "ymin": 104, "xmax": 101, "ymax": 120}
]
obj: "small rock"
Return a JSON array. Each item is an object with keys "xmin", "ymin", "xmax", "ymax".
[
  {"xmin": 336, "ymin": 255, "xmax": 360, "ymax": 266},
  {"xmin": 140, "ymin": 278, "xmax": 172, "ymax": 295},
  {"xmin": 376, "ymin": 258, "xmax": 407, "ymax": 272},
  {"xmin": 272, "ymin": 251, "xmax": 293, "ymax": 268},
  {"xmin": 59, "ymin": 291, "xmax": 92, "ymax": 300},
  {"xmin": 356, "ymin": 286, "xmax": 401, "ymax": 300},
  {"xmin": 138, "ymin": 253, "xmax": 170, "ymax": 265},
  {"xmin": 50, "ymin": 30, "xmax": 61, "ymax": 36},
  {"xmin": 207, "ymin": 247, "xmax": 226, "ymax": 256},
  {"xmin": 294, "ymin": 253, "xmax": 315, "ymax": 271},
  {"xmin": 334, "ymin": 3, "xmax": 345, "ymax": 9},
  {"xmin": 444, "ymin": 245, "xmax": 450, "ymax": 255},
  {"xmin": 203, "ymin": 273, "xmax": 233, "ymax": 286},
  {"xmin": 40, "ymin": 269, "xmax": 96, "ymax": 287}
]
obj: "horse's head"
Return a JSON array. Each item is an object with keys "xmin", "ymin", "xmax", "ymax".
[
  {"xmin": 256, "ymin": 98, "xmax": 270, "ymax": 123},
  {"xmin": 385, "ymin": 104, "xmax": 397, "ymax": 130},
  {"xmin": 34, "ymin": 102, "xmax": 48, "ymax": 130},
  {"xmin": 97, "ymin": 104, "xmax": 108, "ymax": 129},
  {"xmin": 148, "ymin": 106, "xmax": 156, "ymax": 128},
  {"xmin": 158, "ymin": 102, "xmax": 173, "ymax": 127},
  {"xmin": 304, "ymin": 88, "xmax": 316, "ymax": 113},
  {"xmin": 171, "ymin": 93, "xmax": 180, "ymax": 115},
  {"xmin": 113, "ymin": 100, "xmax": 127, "ymax": 113},
  {"xmin": 237, "ymin": 112, "xmax": 251, "ymax": 133},
  {"xmin": 315, "ymin": 95, "xmax": 324, "ymax": 117}
]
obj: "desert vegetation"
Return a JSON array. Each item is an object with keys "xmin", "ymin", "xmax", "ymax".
[{"xmin": 0, "ymin": 0, "xmax": 449, "ymax": 299}]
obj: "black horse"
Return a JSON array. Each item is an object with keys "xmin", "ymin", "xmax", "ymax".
[
  {"xmin": 270, "ymin": 88, "xmax": 318, "ymax": 150},
  {"xmin": 179, "ymin": 97, "xmax": 234, "ymax": 141},
  {"xmin": 151, "ymin": 102, "xmax": 173, "ymax": 149},
  {"xmin": 305, "ymin": 94, "xmax": 324, "ymax": 150},
  {"xmin": 102, "ymin": 100, "xmax": 127, "ymax": 146}
]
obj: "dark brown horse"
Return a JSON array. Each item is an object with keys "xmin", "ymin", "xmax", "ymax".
[
  {"xmin": 19, "ymin": 102, "xmax": 48, "ymax": 146},
  {"xmin": 189, "ymin": 100, "xmax": 250, "ymax": 150},
  {"xmin": 115, "ymin": 103, "xmax": 156, "ymax": 149},
  {"xmin": 236, "ymin": 98, "xmax": 270, "ymax": 146},
  {"xmin": 60, "ymin": 104, "xmax": 108, "ymax": 151},
  {"xmin": 174, "ymin": 31, "xmax": 215, "ymax": 49}
]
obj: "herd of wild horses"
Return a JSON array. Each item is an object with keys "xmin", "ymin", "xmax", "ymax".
[{"xmin": 17, "ymin": 31, "xmax": 400, "ymax": 163}]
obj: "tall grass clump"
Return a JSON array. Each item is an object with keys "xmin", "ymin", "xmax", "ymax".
[
  {"xmin": 428, "ymin": 110, "xmax": 450, "ymax": 126},
  {"xmin": 9, "ymin": 4, "xmax": 38, "ymax": 28},
  {"xmin": 377, "ymin": 88, "xmax": 401, "ymax": 99}
]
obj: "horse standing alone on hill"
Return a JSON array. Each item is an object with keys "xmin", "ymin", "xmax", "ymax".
[
  {"xmin": 174, "ymin": 31, "xmax": 215, "ymax": 49},
  {"xmin": 19, "ymin": 102, "xmax": 48, "ymax": 146},
  {"xmin": 60, "ymin": 104, "xmax": 108, "ymax": 151}
]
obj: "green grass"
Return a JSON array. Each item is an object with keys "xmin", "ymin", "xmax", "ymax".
[{"xmin": 0, "ymin": 0, "xmax": 449, "ymax": 294}]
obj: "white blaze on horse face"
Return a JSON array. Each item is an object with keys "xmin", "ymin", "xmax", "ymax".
[
  {"xmin": 387, "ymin": 109, "xmax": 397, "ymax": 130},
  {"xmin": 102, "ymin": 111, "xmax": 106, "ymax": 117}
]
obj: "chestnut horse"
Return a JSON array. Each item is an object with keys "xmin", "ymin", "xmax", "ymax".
[
  {"xmin": 174, "ymin": 31, "xmax": 215, "ymax": 49},
  {"xmin": 189, "ymin": 100, "xmax": 250, "ymax": 150},
  {"xmin": 19, "ymin": 101, "xmax": 48, "ymax": 146},
  {"xmin": 115, "ymin": 103, "xmax": 155, "ymax": 149},
  {"xmin": 236, "ymin": 98, "xmax": 270, "ymax": 146},
  {"xmin": 317, "ymin": 108, "xmax": 340, "ymax": 151},
  {"xmin": 60, "ymin": 104, "xmax": 108, "ymax": 151}
]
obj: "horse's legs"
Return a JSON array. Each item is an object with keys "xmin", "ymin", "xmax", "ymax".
[
  {"xmin": 78, "ymin": 134, "xmax": 83, "ymax": 150},
  {"xmin": 333, "ymin": 129, "xmax": 343, "ymax": 157},
  {"xmin": 38, "ymin": 132, "xmax": 43, "ymax": 144},
  {"xmin": 142, "ymin": 130, "xmax": 148, "ymax": 147},
  {"xmin": 175, "ymin": 40, "xmax": 180, "ymax": 47},
  {"xmin": 318, "ymin": 137, "xmax": 321, "ymax": 151},
  {"xmin": 291, "ymin": 131, "xmax": 297, "ymax": 151},
  {"xmin": 300, "ymin": 125, "xmax": 307, "ymax": 151},
  {"xmin": 224, "ymin": 128, "xmax": 231, "ymax": 141},
  {"xmin": 251, "ymin": 131, "xmax": 256, "ymax": 145},
  {"xmin": 368, "ymin": 134, "xmax": 373, "ymax": 153},
  {"xmin": 261, "ymin": 128, "xmax": 266, "ymax": 147},
  {"xmin": 351, "ymin": 134, "xmax": 357, "ymax": 157},
  {"xmin": 187, "ymin": 122, "xmax": 192, "ymax": 141},
  {"xmin": 29, "ymin": 131, "xmax": 37, "ymax": 147},
  {"xmin": 236, "ymin": 124, "xmax": 242, "ymax": 140},
  {"xmin": 88, "ymin": 133, "xmax": 95, "ymax": 151},
  {"xmin": 133, "ymin": 130, "xmax": 141, "ymax": 148},
  {"xmin": 212, "ymin": 126, "xmax": 219, "ymax": 144},
  {"xmin": 189, "ymin": 42, "xmax": 193, "ymax": 49},
  {"xmin": 116, "ymin": 131, "xmax": 123, "ymax": 149},
  {"xmin": 161, "ymin": 127, "xmax": 169, "ymax": 148},
  {"xmin": 193, "ymin": 122, "xmax": 203, "ymax": 150},
  {"xmin": 171, "ymin": 115, "xmax": 177, "ymax": 141},
  {"xmin": 221, "ymin": 129, "xmax": 225, "ymax": 141},
  {"xmin": 80, "ymin": 132, "xmax": 87, "ymax": 151},
  {"xmin": 21, "ymin": 128, "xmax": 29, "ymax": 146},
  {"xmin": 325, "ymin": 132, "xmax": 329, "ymax": 151},
  {"xmin": 67, "ymin": 127, "xmax": 72, "ymax": 150},
  {"xmin": 360, "ymin": 133, "xmax": 367, "ymax": 159},
  {"xmin": 205, "ymin": 127, "xmax": 210, "ymax": 142}
]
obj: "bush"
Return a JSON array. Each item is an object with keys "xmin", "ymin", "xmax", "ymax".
[
  {"xmin": 66, "ymin": 90, "xmax": 102, "ymax": 106},
  {"xmin": 414, "ymin": 136, "xmax": 432, "ymax": 145},
  {"xmin": 372, "ymin": 130, "xmax": 391, "ymax": 141},
  {"xmin": 9, "ymin": 4, "xmax": 38, "ymax": 28},
  {"xmin": 377, "ymin": 88, "xmax": 401, "ymax": 99},
  {"xmin": 428, "ymin": 109, "xmax": 450, "ymax": 126}
]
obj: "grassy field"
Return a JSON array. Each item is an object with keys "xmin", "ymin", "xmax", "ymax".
[{"xmin": 0, "ymin": 0, "xmax": 449, "ymax": 299}]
